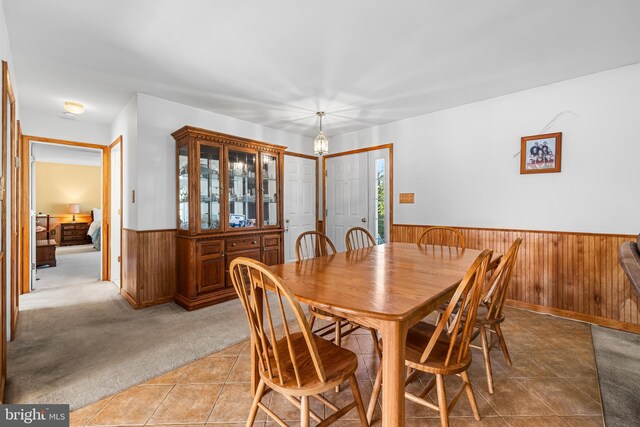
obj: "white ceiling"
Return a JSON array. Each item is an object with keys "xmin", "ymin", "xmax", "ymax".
[
  {"xmin": 33, "ymin": 143, "xmax": 102, "ymax": 167},
  {"xmin": 5, "ymin": 0, "xmax": 640, "ymax": 137}
]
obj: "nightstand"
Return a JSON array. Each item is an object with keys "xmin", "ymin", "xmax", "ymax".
[{"xmin": 60, "ymin": 222, "xmax": 92, "ymax": 246}]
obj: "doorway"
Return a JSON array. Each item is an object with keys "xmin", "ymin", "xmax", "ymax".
[
  {"xmin": 283, "ymin": 152, "xmax": 318, "ymax": 262},
  {"xmin": 30, "ymin": 142, "xmax": 104, "ymax": 290},
  {"xmin": 324, "ymin": 145, "xmax": 392, "ymax": 252}
]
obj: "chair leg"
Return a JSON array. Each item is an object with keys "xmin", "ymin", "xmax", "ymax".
[
  {"xmin": 461, "ymin": 371, "xmax": 480, "ymax": 421},
  {"xmin": 309, "ymin": 313, "xmax": 316, "ymax": 330},
  {"xmin": 479, "ymin": 324, "xmax": 494, "ymax": 394},
  {"xmin": 300, "ymin": 395, "xmax": 310, "ymax": 427},
  {"xmin": 495, "ymin": 323, "xmax": 512, "ymax": 366},
  {"xmin": 246, "ymin": 378, "xmax": 265, "ymax": 427},
  {"xmin": 370, "ymin": 328, "xmax": 382, "ymax": 358},
  {"xmin": 349, "ymin": 375, "xmax": 369, "ymax": 427},
  {"xmin": 436, "ymin": 374, "xmax": 449, "ymax": 427},
  {"xmin": 367, "ymin": 364, "xmax": 382, "ymax": 423},
  {"xmin": 335, "ymin": 321, "xmax": 342, "ymax": 392}
]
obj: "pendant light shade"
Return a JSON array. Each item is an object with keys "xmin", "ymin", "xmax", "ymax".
[{"xmin": 313, "ymin": 112, "xmax": 328, "ymax": 156}]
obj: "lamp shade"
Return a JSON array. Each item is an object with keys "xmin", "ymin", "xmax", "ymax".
[{"xmin": 68, "ymin": 203, "xmax": 80, "ymax": 214}]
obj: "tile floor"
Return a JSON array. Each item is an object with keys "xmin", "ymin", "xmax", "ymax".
[{"xmin": 70, "ymin": 307, "xmax": 604, "ymax": 426}]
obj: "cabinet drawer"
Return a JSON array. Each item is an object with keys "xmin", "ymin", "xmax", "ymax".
[
  {"xmin": 63, "ymin": 224, "xmax": 86, "ymax": 230},
  {"xmin": 64, "ymin": 230, "xmax": 86, "ymax": 236},
  {"xmin": 199, "ymin": 240, "xmax": 223, "ymax": 257},
  {"xmin": 262, "ymin": 234, "xmax": 280, "ymax": 248},
  {"xmin": 226, "ymin": 236, "xmax": 261, "ymax": 253}
]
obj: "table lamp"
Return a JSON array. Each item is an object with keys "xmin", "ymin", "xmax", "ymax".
[{"xmin": 68, "ymin": 203, "xmax": 80, "ymax": 223}]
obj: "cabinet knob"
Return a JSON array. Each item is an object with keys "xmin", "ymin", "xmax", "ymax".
[
  {"xmin": 252, "ymin": 240, "xmax": 257, "ymax": 244},
  {"xmin": 232, "ymin": 243, "xmax": 237, "ymax": 247}
]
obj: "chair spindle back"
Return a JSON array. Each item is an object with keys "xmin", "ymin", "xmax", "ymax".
[
  {"xmin": 420, "ymin": 249, "xmax": 493, "ymax": 366},
  {"xmin": 482, "ymin": 238, "xmax": 523, "ymax": 321},
  {"xmin": 229, "ymin": 257, "xmax": 326, "ymax": 388},
  {"xmin": 345, "ymin": 227, "xmax": 376, "ymax": 251},
  {"xmin": 295, "ymin": 231, "xmax": 337, "ymax": 261},
  {"xmin": 417, "ymin": 226, "xmax": 466, "ymax": 249}
]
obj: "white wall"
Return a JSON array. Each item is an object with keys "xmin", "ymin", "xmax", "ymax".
[
  {"xmin": 134, "ymin": 94, "xmax": 313, "ymax": 230},
  {"xmin": 110, "ymin": 94, "xmax": 138, "ymax": 229},
  {"xmin": 20, "ymin": 109, "xmax": 110, "ymax": 145},
  {"xmin": 330, "ymin": 63, "xmax": 640, "ymax": 235},
  {"xmin": 32, "ymin": 143, "xmax": 101, "ymax": 166}
]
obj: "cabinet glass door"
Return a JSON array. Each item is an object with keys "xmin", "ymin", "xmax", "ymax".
[
  {"xmin": 178, "ymin": 144, "xmax": 189, "ymax": 231},
  {"xmin": 228, "ymin": 149, "xmax": 257, "ymax": 228},
  {"xmin": 199, "ymin": 144, "xmax": 221, "ymax": 232},
  {"xmin": 261, "ymin": 154, "xmax": 279, "ymax": 227}
]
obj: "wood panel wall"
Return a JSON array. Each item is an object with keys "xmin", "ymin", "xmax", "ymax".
[
  {"xmin": 121, "ymin": 229, "xmax": 176, "ymax": 308},
  {"xmin": 392, "ymin": 224, "xmax": 640, "ymax": 333}
]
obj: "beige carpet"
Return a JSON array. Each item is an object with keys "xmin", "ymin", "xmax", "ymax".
[{"xmin": 6, "ymin": 245, "xmax": 258, "ymax": 410}]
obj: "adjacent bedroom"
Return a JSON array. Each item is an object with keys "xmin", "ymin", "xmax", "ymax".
[{"xmin": 32, "ymin": 142, "xmax": 104, "ymax": 291}]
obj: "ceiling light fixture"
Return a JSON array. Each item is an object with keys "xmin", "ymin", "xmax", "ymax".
[
  {"xmin": 313, "ymin": 112, "xmax": 328, "ymax": 156},
  {"xmin": 64, "ymin": 101, "xmax": 85, "ymax": 115}
]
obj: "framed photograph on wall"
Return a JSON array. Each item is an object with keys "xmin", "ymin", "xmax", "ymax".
[{"xmin": 520, "ymin": 132, "xmax": 562, "ymax": 174}]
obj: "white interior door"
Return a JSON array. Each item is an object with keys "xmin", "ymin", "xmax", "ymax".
[
  {"xmin": 284, "ymin": 155, "xmax": 316, "ymax": 262},
  {"xmin": 110, "ymin": 143, "xmax": 121, "ymax": 286},
  {"xmin": 325, "ymin": 152, "xmax": 368, "ymax": 252}
]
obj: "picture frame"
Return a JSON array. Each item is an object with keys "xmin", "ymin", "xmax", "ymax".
[{"xmin": 520, "ymin": 132, "xmax": 562, "ymax": 174}]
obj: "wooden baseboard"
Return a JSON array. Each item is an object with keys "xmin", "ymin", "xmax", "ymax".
[
  {"xmin": 120, "ymin": 288, "xmax": 140, "ymax": 309},
  {"xmin": 506, "ymin": 299, "xmax": 640, "ymax": 334}
]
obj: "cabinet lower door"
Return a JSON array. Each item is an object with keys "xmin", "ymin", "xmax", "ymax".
[
  {"xmin": 197, "ymin": 256, "xmax": 225, "ymax": 294},
  {"xmin": 262, "ymin": 247, "xmax": 281, "ymax": 266}
]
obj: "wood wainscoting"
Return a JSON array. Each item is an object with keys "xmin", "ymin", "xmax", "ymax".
[
  {"xmin": 122, "ymin": 228, "xmax": 176, "ymax": 308},
  {"xmin": 391, "ymin": 224, "xmax": 640, "ymax": 333}
]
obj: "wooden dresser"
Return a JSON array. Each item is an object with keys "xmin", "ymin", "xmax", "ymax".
[
  {"xmin": 173, "ymin": 126, "xmax": 285, "ymax": 310},
  {"xmin": 60, "ymin": 222, "xmax": 92, "ymax": 246}
]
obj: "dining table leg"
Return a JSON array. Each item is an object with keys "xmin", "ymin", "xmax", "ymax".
[{"xmin": 379, "ymin": 319, "xmax": 408, "ymax": 427}]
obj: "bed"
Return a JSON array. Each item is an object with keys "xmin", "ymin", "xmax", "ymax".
[{"xmin": 87, "ymin": 208, "xmax": 102, "ymax": 250}]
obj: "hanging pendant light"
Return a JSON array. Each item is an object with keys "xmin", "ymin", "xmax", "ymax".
[{"xmin": 313, "ymin": 112, "xmax": 329, "ymax": 156}]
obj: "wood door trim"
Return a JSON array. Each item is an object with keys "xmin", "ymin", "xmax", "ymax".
[
  {"xmin": 321, "ymin": 144, "xmax": 394, "ymax": 236},
  {"xmin": 1, "ymin": 60, "xmax": 14, "ymax": 400},
  {"xmin": 20, "ymin": 135, "xmax": 110, "ymax": 293},
  {"xmin": 284, "ymin": 151, "xmax": 320, "ymax": 232},
  {"xmin": 22, "ymin": 135, "xmax": 106, "ymax": 150},
  {"xmin": 392, "ymin": 223, "xmax": 637, "ymax": 239},
  {"xmin": 105, "ymin": 135, "xmax": 123, "ymax": 285}
]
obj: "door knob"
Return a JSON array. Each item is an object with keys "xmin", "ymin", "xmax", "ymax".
[{"xmin": 361, "ymin": 218, "xmax": 367, "ymax": 223}]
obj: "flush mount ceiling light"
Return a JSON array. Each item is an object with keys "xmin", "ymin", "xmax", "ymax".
[
  {"xmin": 313, "ymin": 112, "xmax": 328, "ymax": 156},
  {"xmin": 63, "ymin": 101, "xmax": 85, "ymax": 115}
]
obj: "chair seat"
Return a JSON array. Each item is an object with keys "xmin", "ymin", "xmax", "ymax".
[
  {"xmin": 403, "ymin": 322, "xmax": 471, "ymax": 375},
  {"xmin": 261, "ymin": 332, "xmax": 359, "ymax": 395}
]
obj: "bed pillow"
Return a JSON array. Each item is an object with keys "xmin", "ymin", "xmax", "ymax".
[{"xmin": 92, "ymin": 208, "xmax": 102, "ymax": 222}]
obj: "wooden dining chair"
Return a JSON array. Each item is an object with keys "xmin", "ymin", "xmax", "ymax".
[
  {"xmin": 295, "ymin": 230, "xmax": 337, "ymax": 260},
  {"xmin": 367, "ymin": 249, "xmax": 493, "ymax": 427},
  {"xmin": 417, "ymin": 226, "xmax": 465, "ymax": 249},
  {"xmin": 345, "ymin": 227, "xmax": 376, "ymax": 251},
  {"xmin": 470, "ymin": 238, "xmax": 522, "ymax": 394},
  {"xmin": 295, "ymin": 231, "xmax": 382, "ymax": 388},
  {"xmin": 229, "ymin": 257, "xmax": 369, "ymax": 427}
]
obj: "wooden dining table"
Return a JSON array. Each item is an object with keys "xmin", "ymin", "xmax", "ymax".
[{"xmin": 266, "ymin": 242, "xmax": 500, "ymax": 427}]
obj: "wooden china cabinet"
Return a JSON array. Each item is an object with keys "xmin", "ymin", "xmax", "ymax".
[{"xmin": 173, "ymin": 126, "xmax": 285, "ymax": 310}]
